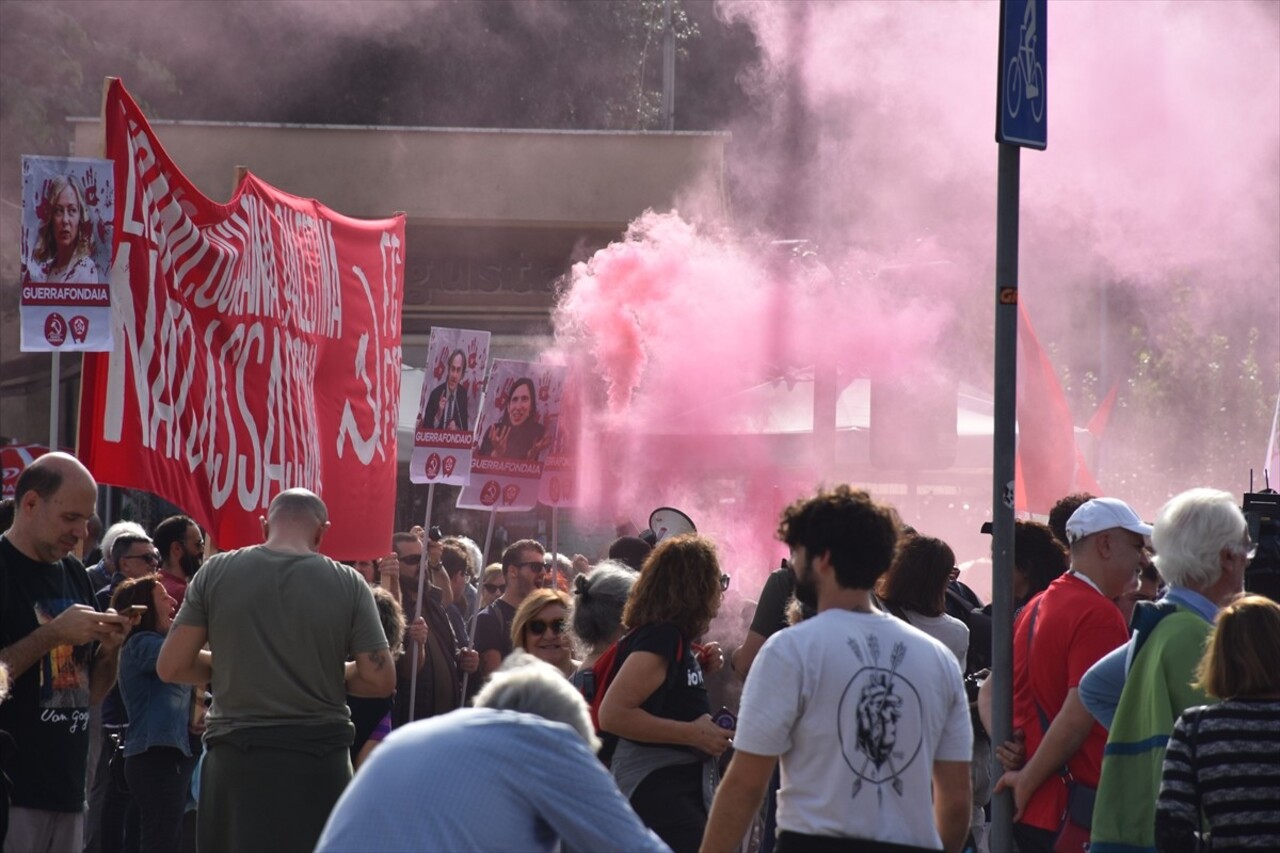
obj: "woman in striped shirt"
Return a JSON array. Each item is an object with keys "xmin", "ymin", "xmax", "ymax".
[{"xmin": 1155, "ymin": 594, "xmax": 1280, "ymax": 852}]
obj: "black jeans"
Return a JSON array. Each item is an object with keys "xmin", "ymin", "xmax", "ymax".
[
  {"xmin": 124, "ymin": 747, "xmax": 197, "ymax": 853},
  {"xmin": 87, "ymin": 730, "xmax": 138, "ymax": 853}
]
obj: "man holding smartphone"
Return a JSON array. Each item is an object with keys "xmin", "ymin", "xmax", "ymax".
[{"xmin": 0, "ymin": 453, "xmax": 131, "ymax": 853}]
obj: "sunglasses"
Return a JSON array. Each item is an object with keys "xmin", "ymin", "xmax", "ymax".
[
  {"xmin": 123, "ymin": 553, "xmax": 161, "ymax": 565},
  {"xmin": 528, "ymin": 618, "xmax": 567, "ymax": 636},
  {"xmin": 517, "ymin": 561, "xmax": 547, "ymax": 572},
  {"xmin": 719, "ymin": 574, "xmax": 731, "ymax": 592},
  {"xmin": 398, "ymin": 554, "xmax": 423, "ymax": 565},
  {"xmin": 483, "ymin": 583, "xmax": 505, "ymax": 594}
]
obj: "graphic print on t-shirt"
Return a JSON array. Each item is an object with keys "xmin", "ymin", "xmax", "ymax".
[
  {"xmin": 837, "ymin": 634, "xmax": 923, "ymax": 804},
  {"xmin": 35, "ymin": 598, "xmax": 92, "ymax": 709}
]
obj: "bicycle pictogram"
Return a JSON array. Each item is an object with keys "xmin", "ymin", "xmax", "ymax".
[{"xmin": 1006, "ymin": 0, "xmax": 1044, "ymax": 123}]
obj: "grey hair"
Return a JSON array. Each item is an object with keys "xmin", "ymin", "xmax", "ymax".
[
  {"xmin": 101, "ymin": 521, "xmax": 148, "ymax": 569},
  {"xmin": 444, "ymin": 535, "xmax": 484, "ymax": 580},
  {"xmin": 545, "ymin": 552, "xmax": 573, "ymax": 572},
  {"xmin": 267, "ymin": 488, "xmax": 328, "ymax": 526},
  {"xmin": 571, "ymin": 561, "xmax": 637, "ymax": 650},
  {"xmin": 474, "ymin": 651, "xmax": 600, "ymax": 753},
  {"xmin": 1152, "ymin": 488, "xmax": 1247, "ymax": 589}
]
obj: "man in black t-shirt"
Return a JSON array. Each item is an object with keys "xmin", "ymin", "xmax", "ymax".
[
  {"xmin": 730, "ymin": 561, "xmax": 795, "ymax": 679},
  {"xmin": 0, "ymin": 453, "xmax": 131, "ymax": 853},
  {"xmin": 473, "ymin": 539, "xmax": 548, "ymax": 680}
]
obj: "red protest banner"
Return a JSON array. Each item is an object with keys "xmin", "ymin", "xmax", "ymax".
[
  {"xmin": 78, "ymin": 80, "xmax": 405, "ymax": 558},
  {"xmin": 2, "ymin": 444, "xmax": 53, "ymax": 500}
]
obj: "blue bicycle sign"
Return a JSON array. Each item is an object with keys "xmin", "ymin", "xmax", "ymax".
[
  {"xmin": 1007, "ymin": 2, "xmax": 1044, "ymax": 121},
  {"xmin": 997, "ymin": 0, "xmax": 1047, "ymax": 149}
]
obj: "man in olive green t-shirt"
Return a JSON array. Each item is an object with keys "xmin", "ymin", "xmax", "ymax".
[{"xmin": 158, "ymin": 489, "xmax": 394, "ymax": 853}]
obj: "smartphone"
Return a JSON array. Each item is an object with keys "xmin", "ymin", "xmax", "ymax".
[
  {"xmin": 713, "ymin": 706, "xmax": 737, "ymax": 731},
  {"xmin": 428, "ymin": 526, "xmax": 443, "ymax": 542},
  {"xmin": 124, "ymin": 605, "xmax": 148, "ymax": 620}
]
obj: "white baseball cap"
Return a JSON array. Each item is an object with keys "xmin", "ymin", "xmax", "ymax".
[{"xmin": 1064, "ymin": 497, "xmax": 1153, "ymax": 544}]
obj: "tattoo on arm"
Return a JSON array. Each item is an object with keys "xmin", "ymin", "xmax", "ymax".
[{"xmin": 364, "ymin": 650, "xmax": 390, "ymax": 671}]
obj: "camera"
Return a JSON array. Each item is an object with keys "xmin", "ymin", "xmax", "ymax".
[{"xmin": 1243, "ymin": 488, "xmax": 1279, "ymax": 603}]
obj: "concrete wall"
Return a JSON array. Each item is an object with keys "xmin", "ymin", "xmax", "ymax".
[{"xmin": 71, "ymin": 119, "xmax": 729, "ymax": 226}]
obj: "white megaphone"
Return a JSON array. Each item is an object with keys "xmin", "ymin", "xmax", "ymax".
[{"xmin": 648, "ymin": 507, "xmax": 697, "ymax": 543}]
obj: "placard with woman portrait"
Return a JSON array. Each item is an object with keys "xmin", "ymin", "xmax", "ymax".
[
  {"xmin": 457, "ymin": 359, "xmax": 567, "ymax": 512},
  {"xmin": 19, "ymin": 155, "xmax": 115, "ymax": 351}
]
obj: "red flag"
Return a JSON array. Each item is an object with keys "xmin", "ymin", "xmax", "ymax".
[
  {"xmin": 78, "ymin": 80, "xmax": 405, "ymax": 558},
  {"xmin": 1016, "ymin": 305, "xmax": 1100, "ymax": 513},
  {"xmin": 1087, "ymin": 382, "xmax": 1120, "ymax": 438}
]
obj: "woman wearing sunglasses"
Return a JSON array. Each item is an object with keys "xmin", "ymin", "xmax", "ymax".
[
  {"xmin": 511, "ymin": 589, "xmax": 579, "ymax": 678},
  {"xmin": 597, "ymin": 534, "xmax": 732, "ymax": 853},
  {"xmin": 478, "ymin": 564, "xmax": 506, "ymax": 612}
]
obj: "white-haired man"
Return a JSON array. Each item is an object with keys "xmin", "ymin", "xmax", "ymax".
[
  {"xmin": 1082, "ymin": 488, "xmax": 1251, "ymax": 853},
  {"xmin": 158, "ymin": 488, "xmax": 394, "ymax": 853},
  {"xmin": 85, "ymin": 521, "xmax": 148, "ymax": 591},
  {"xmin": 316, "ymin": 653, "xmax": 667, "ymax": 852}
]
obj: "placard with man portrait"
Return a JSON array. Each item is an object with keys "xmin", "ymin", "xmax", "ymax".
[{"xmin": 411, "ymin": 327, "xmax": 490, "ymax": 485}]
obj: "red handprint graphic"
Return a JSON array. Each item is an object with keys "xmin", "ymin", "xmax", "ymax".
[
  {"xmin": 433, "ymin": 345, "xmax": 448, "ymax": 380},
  {"xmin": 494, "ymin": 377, "xmax": 513, "ymax": 413},
  {"xmin": 468, "ymin": 338, "xmax": 479, "ymax": 369},
  {"xmin": 36, "ymin": 178, "xmax": 54, "ymax": 223},
  {"xmin": 538, "ymin": 373, "xmax": 551, "ymax": 403},
  {"xmin": 82, "ymin": 171, "xmax": 100, "ymax": 207}
]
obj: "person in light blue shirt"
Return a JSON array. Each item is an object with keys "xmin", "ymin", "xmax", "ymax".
[{"xmin": 316, "ymin": 653, "xmax": 669, "ymax": 853}]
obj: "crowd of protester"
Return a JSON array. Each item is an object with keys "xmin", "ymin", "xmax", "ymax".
[{"xmin": 1, "ymin": 452, "xmax": 1278, "ymax": 853}]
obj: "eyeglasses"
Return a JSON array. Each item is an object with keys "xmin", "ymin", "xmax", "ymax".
[
  {"xmin": 483, "ymin": 583, "xmax": 506, "ymax": 594},
  {"xmin": 398, "ymin": 554, "xmax": 423, "ymax": 565},
  {"xmin": 720, "ymin": 574, "xmax": 731, "ymax": 592},
  {"xmin": 517, "ymin": 561, "xmax": 547, "ymax": 572},
  {"xmin": 528, "ymin": 618, "xmax": 567, "ymax": 636},
  {"xmin": 123, "ymin": 553, "xmax": 161, "ymax": 566}
]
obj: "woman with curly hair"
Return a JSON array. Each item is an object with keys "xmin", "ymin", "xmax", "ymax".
[
  {"xmin": 598, "ymin": 534, "xmax": 732, "ymax": 853},
  {"xmin": 511, "ymin": 588, "xmax": 578, "ymax": 678},
  {"xmin": 348, "ymin": 586, "xmax": 406, "ymax": 768}
]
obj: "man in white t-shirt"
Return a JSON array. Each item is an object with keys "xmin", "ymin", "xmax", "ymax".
[{"xmin": 701, "ymin": 485, "xmax": 972, "ymax": 853}]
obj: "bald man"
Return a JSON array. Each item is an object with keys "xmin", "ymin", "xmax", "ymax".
[
  {"xmin": 0, "ymin": 453, "xmax": 131, "ymax": 853},
  {"xmin": 157, "ymin": 488, "xmax": 394, "ymax": 853}
]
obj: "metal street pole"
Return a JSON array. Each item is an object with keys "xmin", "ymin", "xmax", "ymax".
[
  {"xmin": 49, "ymin": 352, "xmax": 60, "ymax": 450},
  {"xmin": 989, "ymin": 140, "xmax": 1020, "ymax": 853}
]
